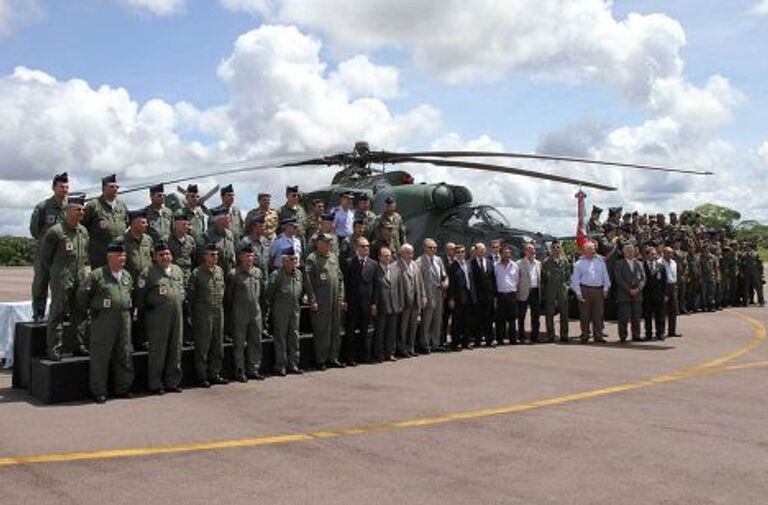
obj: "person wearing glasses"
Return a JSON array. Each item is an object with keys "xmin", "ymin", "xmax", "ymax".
[
  {"xmin": 418, "ymin": 238, "xmax": 449, "ymax": 353},
  {"xmin": 541, "ymin": 240, "xmax": 572, "ymax": 343},
  {"xmin": 277, "ymin": 185, "xmax": 308, "ymax": 241},
  {"xmin": 82, "ymin": 174, "xmax": 129, "ymax": 268},
  {"xmin": 182, "ymin": 184, "xmax": 209, "ymax": 246}
]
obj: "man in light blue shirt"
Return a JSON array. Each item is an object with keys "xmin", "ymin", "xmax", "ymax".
[
  {"xmin": 570, "ymin": 242, "xmax": 611, "ymax": 343},
  {"xmin": 333, "ymin": 193, "xmax": 355, "ymax": 239},
  {"xmin": 269, "ymin": 218, "xmax": 302, "ymax": 269}
]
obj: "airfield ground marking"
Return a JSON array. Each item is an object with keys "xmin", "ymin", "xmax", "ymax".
[{"xmin": 0, "ymin": 310, "xmax": 764, "ymax": 468}]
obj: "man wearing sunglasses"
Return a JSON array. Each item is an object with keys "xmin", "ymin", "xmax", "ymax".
[{"xmin": 83, "ymin": 174, "xmax": 129, "ymax": 268}]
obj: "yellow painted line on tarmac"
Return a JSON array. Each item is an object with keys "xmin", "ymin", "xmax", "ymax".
[{"xmin": 0, "ymin": 310, "xmax": 765, "ymax": 469}]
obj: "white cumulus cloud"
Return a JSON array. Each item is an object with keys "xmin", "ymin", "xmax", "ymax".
[
  {"xmin": 0, "ymin": 0, "xmax": 42, "ymax": 36},
  {"xmin": 116, "ymin": 0, "xmax": 186, "ymax": 16},
  {"xmin": 749, "ymin": 0, "xmax": 768, "ymax": 15}
]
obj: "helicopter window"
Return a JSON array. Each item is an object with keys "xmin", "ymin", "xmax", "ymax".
[
  {"xmin": 468, "ymin": 207, "xmax": 510, "ymax": 228},
  {"xmin": 467, "ymin": 212, "xmax": 484, "ymax": 228},
  {"xmin": 483, "ymin": 207, "xmax": 510, "ymax": 227}
]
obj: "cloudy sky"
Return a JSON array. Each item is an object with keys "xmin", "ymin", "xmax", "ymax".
[{"xmin": 1, "ymin": 0, "xmax": 766, "ymax": 236}]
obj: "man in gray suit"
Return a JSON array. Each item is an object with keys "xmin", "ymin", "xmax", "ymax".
[
  {"xmin": 394, "ymin": 243, "xmax": 426, "ymax": 357},
  {"xmin": 615, "ymin": 243, "xmax": 646, "ymax": 342},
  {"xmin": 372, "ymin": 247, "xmax": 401, "ymax": 361},
  {"xmin": 418, "ymin": 238, "xmax": 449, "ymax": 354},
  {"xmin": 517, "ymin": 243, "xmax": 542, "ymax": 343}
]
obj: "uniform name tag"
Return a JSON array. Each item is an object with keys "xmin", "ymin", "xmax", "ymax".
[
  {"xmin": 158, "ymin": 286, "xmax": 167, "ymax": 296},
  {"xmin": 103, "ymin": 298, "xmax": 111, "ymax": 309},
  {"xmin": 65, "ymin": 242, "xmax": 74, "ymax": 252},
  {"xmin": 99, "ymin": 219, "xmax": 108, "ymax": 230}
]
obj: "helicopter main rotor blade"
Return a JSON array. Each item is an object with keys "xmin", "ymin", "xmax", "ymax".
[
  {"xmin": 390, "ymin": 156, "xmax": 617, "ymax": 191},
  {"xmin": 389, "ymin": 151, "xmax": 711, "ymax": 175}
]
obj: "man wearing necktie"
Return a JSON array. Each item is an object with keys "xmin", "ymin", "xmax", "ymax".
[
  {"xmin": 642, "ymin": 246, "xmax": 667, "ymax": 341},
  {"xmin": 615, "ymin": 243, "xmax": 646, "ymax": 342},
  {"xmin": 470, "ymin": 243, "xmax": 496, "ymax": 348},
  {"xmin": 418, "ymin": 238, "xmax": 449, "ymax": 353},
  {"xmin": 343, "ymin": 238, "xmax": 378, "ymax": 364},
  {"xmin": 447, "ymin": 245, "xmax": 476, "ymax": 351},
  {"xmin": 394, "ymin": 244, "xmax": 426, "ymax": 357}
]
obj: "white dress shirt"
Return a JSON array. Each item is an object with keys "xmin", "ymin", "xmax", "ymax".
[
  {"xmin": 525, "ymin": 258, "xmax": 540, "ymax": 288},
  {"xmin": 570, "ymin": 255, "xmax": 611, "ymax": 298},
  {"xmin": 661, "ymin": 258, "xmax": 677, "ymax": 283},
  {"xmin": 495, "ymin": 260, "xmax": 519, "ymax": 293}
]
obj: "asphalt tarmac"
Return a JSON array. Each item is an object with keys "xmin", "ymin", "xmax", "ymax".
[{"xmin": 0, "ymin": 268, "xmax": 766, "ymax": 504}]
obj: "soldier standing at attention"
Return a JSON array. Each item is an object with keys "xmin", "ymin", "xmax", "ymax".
[
  {"xmin": 375, "ymin": 197, "xmax": 406, "ymax": 254},
  {"xmin": 267, "ymin": 248, "xmax": 306, "ymax": 376},
  {"xmin": 240, "ymin": 215, "xmax": 271, "ymax": 339},
  {"xmin": 79, "ymin": 241, "xmax": 134, "ymax": 404},
  {"xmin": 226, "ymin": 243, "xmax": 266, "ymax": 382},
  {"xmin": 354, "ymin": 193, "xmax": 377, "ymax": 238},
  {"xmin": 700, "ymin": 243, "xmax": 716, "ymax": 312},
  {"xmin": 542, "ymin": 240, "xmax": 572, "ymax": 343},
  {"xmin": 183, "ymin": 184, "xmax": 208, "ymax": 246},
  {"xmin": 138, "ymin": 241, "xmax": 185, "ymax": 395},
  {"xmin": 40, "ymin": 193, "xmax": 90, "ymax": 361},
  {"xmin": 305, "ymin": 233, "xmax": 346, "ymax": 370},
  {"xmin": 215, "ymin": 184, "xmax": 244, "ymax": 243},
  {"xmin": 277, "ymin": 185, "xmax": 308, "ymax": 240},
  {"xmin": 304, "ymin": 198, "xmax": 325, "ymax": 244},
  {"xmin": 30, "ymin": 171, "xmax": 69, "ymax": 321},
  {"xmin": 188, "ymin": 244, "xmax": 229, "ymax": 388},
  {"xmin": 83, "ymin": 174, "xmax": 129, "ymax": 268},
  {"xmin": 204, "ymin": 207, "xmax": 236, "ymax": 274},
  {"xmin": 124, "ymin": 209, "xmax": 154, "ymax": 350},
  {"xmin": 144, "ymin": 184, "xmax": 172, "ymax": 244},
  {"xmin": 169, "ymin": 211, "xmax": 196, "ymax": 345},
  {"xmin": 743, "ymin": 243, "xmax": 765, "ymax": 306},
  {"xmin": 306, "ymin": 213, "xmax": 339, "ymax": 257},
  {"xmin": 246, "ymin": 192, "xmax": 279, "ymax": 240}
]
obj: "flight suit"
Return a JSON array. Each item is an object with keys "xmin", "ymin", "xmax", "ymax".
[
  {"xmin": 188, "ymin": 264, "xmax": 226, "ymax": 381},
  {"xmin": 79, "ymin": 266, "xmax": 134, "ymax": 398},
  {"xmin": 138, "ymin": 263, "xmax": 185, "ymax": 391},
  {"xmin": 675, "ymin": 249, "xmax": 688, "ymax": 313},
  {"xmin": 226, "ymin": 265, "xmax": 264, "ymax": 376},
  {"xmin": 303, "ymin": 214, "xmax": 323, "ymax": 244},
  {"xmin": 742, "ymin": 251, "xmax": 765, "ymax": 305},
  {"xmin": 305, "ymin": 251, "xmax": 344, "ymax": 366},
  {"xmin": 700, "ymin": 252, "xmax": 715, "ymax": 311},
  {"xmin": 185, "ymin": 205, "xmax": 208, "ymax": 246},
  {"xmin": 245, "ymin": 208, "xmax": 279, "ymax": 240},
  {"xmin": 306, "ymin": 232, "xmax": 339, "ymax": 258},
  {"xmin": 354, "ymin": 209, "xmax": 378, "ymax": 238},
  {"xmin": 267, "ymin": 268, "xmax": 306, "ymax": 372},
  {"xmin": 204, "ymin": 226, "xmax": 236, "ymax": 274},
  {"xmin": 721, "ymin": 250, "xmax": 737, "ymax": 306},
  {"xmin": 169, "ymin": 232, "xmax": 197, "ymax": 343},
  {"xmin": 82, "ymin": 196, "xmax": 129, "ymax": 268},
  {"xmin": 144, "ymin": 205, "xmax": 173, "ymax": 244},
  {"xmin": 40, "ymin": 222, "xmax": 90, "ymax": 357},
  {"xmin": 124, "ymin": 230, "xmax": 154, "ymax": 348},
  {"xmin": 375, "ymin": 212, "xmax": 407, "ymax": 253},
  {"xmin": 29, "ymin": 196, "xmax": 66, "ymax": 318},
  {"xmin": 240, "ymin": 234, "xmax": 272, "ymax": 331},
  {"xmin": 687, "ymin": 253, "xmax": 701, "ymax": 312},
  {"xmin": 542, "ymin": 255, "xmax": 572, "ymax": 341}
]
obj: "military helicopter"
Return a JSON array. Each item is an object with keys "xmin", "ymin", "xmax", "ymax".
[{"xmin": 105, "ymin": 141, "xmax": 711, "ymax": 256}]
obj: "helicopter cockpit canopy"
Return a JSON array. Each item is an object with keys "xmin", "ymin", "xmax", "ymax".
[{"xmin": 467, "ymin": 206, "xmax": 510, "ymax": 229}]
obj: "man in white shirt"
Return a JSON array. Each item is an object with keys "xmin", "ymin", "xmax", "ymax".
[
  {"xmin": 661, "ymin": 246, "xmax": 681, "ymax": 337},
  {"xmin": 570, "ymin": 242, "xmax": 611, "ymax": 343},
  {"xmin": 494, "ymin": 244, "xmax": 519, "ymax": 344},
  {"xmin": 517, "ymin": 243, "xmax": 542, "ymax": 343}
]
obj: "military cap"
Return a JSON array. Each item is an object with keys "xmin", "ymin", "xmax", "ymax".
[
  {"xmin": 340, "ymin": 192, "xmax": 354, "ymax": 199},
  {"xmin": 282, "ymin": 247, "xmax": 296, "ymax": 257},
  {"xmin": 129, "ymin": 209, "xmax": 147, "ymax": 221},
  {"xmin": 316, "ymin": 232, "xmax": 332, "ymax": 242},
  {"xmin": 356, "ymin": 193, "xmax": 370, "ymax": 202},
  {"xmin": 220, "ymin": 184, "xmax": 234, "ymax": 195},
  {"xmin": 286, "ymin": 185, "xmax": 299, "ymax": 194},
  {"xmin": 203, "ymin": 243, "xmax": 219, "ymax": 254},
  {"xmin": 353, "ymin": 218, "xmax": 365, "ymax": 226},
  {"xmin": 250, "ymin": 214, "xmax": 265, "ymax": 225},
  {"xmin": 106, "ymin": 241, "xmax": 125, "ymax": 253},
  {"xmin": 66, "ymin": 192, "xmax": 86, "ymax": 206},
  {"xmin": 669, "ymin": 212, "xmax": 677, "ymax": 217},
  {"xmin": 102, "ymin": 174, "xmax": 117, "ymax": 186},
  {"xmin": 321, "ymin": 212, "xmax": 335, "ymax": 222},
  {"xmin": 257, "ymin": 192, "xmax": 271, "ymax": 199},
  {"xmin": 149, "ymin": 183, "xmax": 164, "ymax": 194},
  {"xmin": 210, "ymin": 206, "xmax": 228, "ymax": 218},
  {"xmin": 173, "ymin": 210, "xmax": 190, "ymax": 221},
  {"xmin": 154, "ymin": 241, "xmax": 170, "ymax": 253},
  {"xmin": 551, "ymin": 239, "xmax": 561, "ymax": 246},
  {"xmin": 238, "ymin": 243, "xmax": 254, "ymax": 255},
  {"xmin": 384, "ymin": 196, "xmax": 396, "ymax": 204},
  {"xmin": 312, "ymin": 198, "xmax": 324, "ymax": 206},
  {"xmin": 53, "ymin": 172, "xmax": 69, "ymax": 185},
  {"xmin": 186, "ymin": 184, "xmax": 199, "ymax": 194},
  {"xmin": 280, "ymin": 217, "xmax": 298, "ymax": 226},
  {"xmin": 591, "ymin": 205, "xmax": 602, "ymax": 214},
  {"xmin": 608, "ymin": 206, "xmax": 622, "ymax": 216}
]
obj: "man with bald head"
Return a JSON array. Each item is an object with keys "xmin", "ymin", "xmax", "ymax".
[
  {"xmin": 571, "ymin": 241, "xmax": 611, "ymax": 343},
  {"xmin": 615, "ymin": 243, "xmax": 646, "ymax": 342},
  {"xmin": 343, "ymin": 236, "xmax": 378, "ymax": 364},
  {"xmin": 394, "ymin": 243, "xmax": 426, "ymax": 357},
  {"xmin": 418, "ymin": 238, "xmax": 448, "ymax": 353}
]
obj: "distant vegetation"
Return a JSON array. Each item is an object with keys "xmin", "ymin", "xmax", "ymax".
[{"xmin": 0, "ymin": 236, "xmax": 36, "ymax": 266}]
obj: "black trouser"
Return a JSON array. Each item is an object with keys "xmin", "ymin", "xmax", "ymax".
[
  {"xmin": 345, "ymin": 302, "xmax": 371, "ymax": 362},
  {"xmin": 495, "ymin": 292, "xmax": 518, "ymax": 343},
  {"xmin": 472, "ymin": 301, "xmax": 494, "ymax": 346},
  {"xmin": 451, "ymin": 304, "xmax": 471, "ymax": 349},
  {"xmin": 441, "ymin": 297, "xmax": 452, "ymax": 347},
  {"xmin": 644, "ymin": 299, "xmax": 665, "ymax": 339},
  {"xmin": 517, "ymin": 289, "xmax": 540, "ymax": 341},
  {"xmin": 665, "ymin": 284, "xmax": 678, "ymax": 336}
]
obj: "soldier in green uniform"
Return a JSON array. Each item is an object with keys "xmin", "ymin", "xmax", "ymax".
[
  {"xmin": 168, "ymin": 211, "xmax": 197, "ymax": 345},
  {"xmin": 267, "ymin": 248, "xmax": 307, "ymax": 376},
  {"xmin": 240, "ymin": 215, "xmax": 271, "ymax": 338},
  {"xmin": 700, "ymin": 243, "xmax": 716, "ymax": 311},
  {"xmin": 183, "ymin": 184, "xmax": 208, "ymax": 245},
  {"xmin": 30, "ymin": 172, "xmax": 69, "ymax": 321},
  {"xmin": 124, "ymin": 210, "xmax": 154, "ymax": 349},
  {"xmin": 712, "ymin": 243, "xmax": 722, "ymax": 310},
  {"xmin": 673, "ymin": 240, "xmax": 689, "ymax": 314},
  {"xmin": 687, "ymin": 245, "xmax": 701, "ymax": 312},
  {"xmin": 204, "ymin": 207, "xmax": 236, "ymax": 273},
  {"xmin": 354, "ymin": 193, "xmax": 377, "ymax": 238},
  {"xmin": 278, "ymin": 185, "xmax": 308, "ymax": 240},
  {"xmin": 742, "ymin": 243, "xmax": 765, "ymax": 306},
  {"xmin": 245, "ymin": 192, "xmax": 279, "ymax": 240},
  {"xmin": 303, "ymin": 198, "xmax": 325, "ymax": 244},
  {"xmin": 40, "ymin": 193, "xmax": 90, "ymax": 361},
  {"xmin": 144, "ymin": 183, "xmax": 172, "ymax": 244},
  {"xmin": 214, "ymin": 184, "xmax": 244, "ymax": 243},
  {"xmin": 188, "ymin": 243, "xmax": 229, "ymax": 387},
  {"xmin": 305, "ymin": 233, "xmax": 345, "ymax": 370},
  {"xmin": 225, "ymin": 243, "xmax": 266, "ymax": 382},
  {"xmin": 78, "ymin": 241, "xmax": 134, "ymax": 404},
  {"xmin": 82, "ymin": 174, "xmax": 129, "ymax": 268},
  {"xmin": 306, "ymin": 213, "xmax": 339, "ymax": 258},
  {"xmin": 374, "ymin": 197, "xmax": 406, "ymax": 253},
  {"xmin": 541, "ymin": 240, "xmax": 572, "ymax": 343},
  {"xmin": 138, "ymin": 241, "xmax": 185, "ymax": 395},
  {"xmin": 721, "ymin": 243, "xmax": 738, "ymax": 306}
]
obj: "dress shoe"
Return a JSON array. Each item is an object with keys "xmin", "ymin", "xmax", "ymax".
[
  {"xmin": 47, "ymin": 351, "xmax": 62, "ymax": 362},
  {"xmin": 370, "ymin": 357, "xmax": 383, "ymax": 364},
  {"xmin": 94, "ymin": 395, "xmax": 107, "ymax": 404},
  {"xmin": 199, "ymin": 380, "xmax": 211, "ymax": 388},
  {"xmin": 151, "ymin": 388, "xmax": 166, "ymax": 396},
  {"xmin": 346, "ymin": 361, "xmax": 358, "ymax": 367},
  {"xmin": 560, "ymin": 337, "xmax": 569, "ymax": 344},
  {"xmin": 316, "ymin": 363, "xmax": 327, "ymax": 371},
  {"xmin": 287, "ymin": 366, "xmax": 303, "ymax": 375},
  {"xmin": 115, "ymin": 391, "xmax": 134, "ymax": 399},
  {"xmin": 235, "ymin": 373, "xmax": 248, "ymax": 383},
  {"xmin": 385, "ymin": 355, "xmax": 397, "ymax": 362},
  {"xmin": 72, "ymin": 345, "xmax": 90, "ymax": 357},
  {"xmin": 594, "ymin": 336, "xmax": 607, "ymax": 343},
  {"xmin": 247, "ymin": 372, "xmax": 265, "ymax": 381},
  {"xmin": 272, "ymin": 368, "xmax": 286, "ymax": 377},
  {"xmin": 657, "ymin": 335, "xmax": 666, "ymax": 341},
  {"xmin": 167, "ymin": 386, "xmax": 183, "ymax": 393},
  {"xmin": 211, "ymin": 376, "xmax": 229, "ymax": 385},
  {"xmin": 328, "ymin": 360, "xmax": 346, "ymax": 369},
  {"xmin": 489, "ymin": 341, "xmax": 497, "ymax": 348}
]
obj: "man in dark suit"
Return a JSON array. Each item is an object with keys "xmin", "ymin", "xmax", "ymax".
[
  {"xmin": 372, "ymin": 246, "xmax": 401, "ymax": 361},
  {"xmin": 343, "ymin": 237, "xmax": 379, "ymax": 363},
  {"xmin": 615, "ymin": 243, "xmax": 646, "ymax": 342},
  {"xmin": 440, "ymin": 242, "xmax": 457, "ymax": 349},
  {"xmin": 448, "ymin": 245, "xmax": 476, "ymax": 351},
  {"xmin": 642, "ymin": 246, "xmax": 667, "ymax": 341},
  {"xmin": 470, "ymin": 243, "xmax": 496, "ymax": 347}
]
